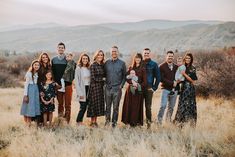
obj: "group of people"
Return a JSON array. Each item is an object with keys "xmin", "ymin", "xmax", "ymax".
[{"xmin": 20, "ymin": 42, "xmax": 198, "ymax": 128}]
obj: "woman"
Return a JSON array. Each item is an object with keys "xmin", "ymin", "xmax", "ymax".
[
  {"xmin": 38, "ymin": 52, "xmax": 52, "ymax": 85},
  {"xmin": 122, "ymin": 53, "xmax": 147, "ymax": 127},
  {"xmin": 174, "ymin": 52, "xmax": 198, "ymax": 127},
  {"xmin": 36, "ymin": 52, "xmax": 52, "ymax": 125},
  {"xmin": 74, "ymin": 53, "xmax": 91, "ymax": 125},
  {"xmin": 87, "ymin": 50, "xmax": 105, "ymax": 127}
]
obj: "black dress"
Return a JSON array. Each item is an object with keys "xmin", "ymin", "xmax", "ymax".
[
  {"xmin": 39, "ymin": 82, "xmax": 56, "ymax": 113},
  {"xmin": 87, "ymin": 62, "xmax": 105, "ymax": 117},
  {"xmin": 174, "ymin": 65, "xmax": 198, "ymax": 127},
  {"xmin": 122, "ymin": 66, "xmax": 147, "ymax": 126}
]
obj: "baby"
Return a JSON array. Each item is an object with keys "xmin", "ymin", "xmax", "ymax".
[
  {"xmin": 169, "ymin": 57, "xmax": 186, "ymax": 95},
  {"xmin": 58, "ymin": 53, "xmax": 76, "ymax": 92},
  {"xmin": 126, "ymin": 70, "xmax": 141, "ymax": 95}
]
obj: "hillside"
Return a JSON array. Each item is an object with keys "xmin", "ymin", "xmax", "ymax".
[{"xmin": 0, "ymin": 20, "xmax": 234, "ymax": 53}]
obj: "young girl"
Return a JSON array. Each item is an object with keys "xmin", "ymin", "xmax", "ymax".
[
  {"xmin": 20, "ymin": 60, "xmax": 41, "ymax": 126},
  {"xmin": 39, "ymin": 70, "xmax": 56, "ymax": 127},
  {"xmin": 74, "ymin": 53, "xmax": 91, "ymax": 125}
]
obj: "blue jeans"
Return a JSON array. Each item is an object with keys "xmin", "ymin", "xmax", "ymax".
[{"xmin": 157, "ymin": 89, "xmax": 178, "ymax": 124}]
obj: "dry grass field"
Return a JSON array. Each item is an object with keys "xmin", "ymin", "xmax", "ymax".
[{"xmin": 0, "ymin": 88, "xmax": 234, "ymax": 157}]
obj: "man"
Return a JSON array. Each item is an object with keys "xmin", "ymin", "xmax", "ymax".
[
  {"xmin": 157, "ymin": 51, "xmax": 178, "ymax": 125},
  {"xmin": 52, "ymin": 42, "xmax": 73, "ymax": 123},
  {"xmin": 143, "ymin": 48, "xmax": 161, "ymax": 128},
  {"xmin": 104, "ymin": 46, "xmax": 126, "ymax": 128}
]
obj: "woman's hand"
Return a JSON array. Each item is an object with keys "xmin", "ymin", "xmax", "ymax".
[
  {"xmin": 40, "ymin": 92, "xmax": 45, "ymax": 97},
  {"xmin": 23, "ymin": 96, "xmax": 29, "ymax": 104}
]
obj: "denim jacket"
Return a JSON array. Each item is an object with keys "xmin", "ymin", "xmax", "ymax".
[{"xmin": 145, "ymin": 59, "xmax": 161, "ymax": 91}]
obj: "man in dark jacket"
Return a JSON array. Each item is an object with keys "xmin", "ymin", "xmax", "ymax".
[
  {"xmin": 52, "ymin": 42, "xmax": 74, "ymax": 124},
  {"xmin": 157, "ymin": 51, "xmax": 178, "ymax": 125},
  {"xmin": 143, "ymin": 48, "xmax": 161, "ymax": 128}
]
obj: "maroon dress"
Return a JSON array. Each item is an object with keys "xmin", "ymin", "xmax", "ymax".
[{"xmin": 122, "ymin": 65, "xmax": 147, "ymax": 126}]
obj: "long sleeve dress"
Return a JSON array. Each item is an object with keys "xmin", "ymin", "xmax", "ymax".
[
  {"xmin": 87, "ymin": 62, "xmax": 105, "ymax": 117},
  {"xmin": 122, "ymin": 65, "xmax": 147, "ymax": 126},
  {"xmin": 174, "ymin": 65, "xmax": 198, "ymax": 127}
]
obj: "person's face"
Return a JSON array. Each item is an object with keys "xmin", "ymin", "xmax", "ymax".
[
  {"xmin": 82, "ymin": 56, "xmax": 89, "ymax": 66},
  {"xmin": 185, "ymin": 55, "xmax": 191, "ymax": 64},
  {"xmin": 57, "ymin": 45, "xmax": 65, "ymax": 55},
  {"xmin": 166, "ymin": 53, "xmax": 174, "ymax": 63},
  {"xmin": 33, "ymin": 62, "xmax": 40, "ymax": 71},
  {"xmin": 130, "ymin": 70, "xmax": 136, "ymax": 76},
  {"xmin": 66, "ymin": 54, "xmax": 72, "ymax": 61},
  {"xmin": 135, "ymin": 57, "xmax": 141, "ymax": 65},
  {"xmin": 111, "ymin": 48, "xmax": 118, "ymax": 59},
  {"xmin": 143, "ymin": 50, "xmax": 150, "ymax": 60},
  {"xmin": 41, "ymin": 54, "xmax": 49, "ymax": 64},
  {"xmin": 45, "ymin": 72, "xmax": 52, "ymax": 80},
  {"xmin": 177, "ymin": 58, "xmax": 183, "ymax": 66},
  {"xmin": 97, "ymin": 52, "xmax": 104, "ymax": 62}
]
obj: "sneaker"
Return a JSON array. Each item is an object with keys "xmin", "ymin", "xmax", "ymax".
[{"xmin": 58, "ymin": 87, "xmax": 65, "ymax": 92}]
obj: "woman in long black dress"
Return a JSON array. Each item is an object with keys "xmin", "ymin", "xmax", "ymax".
[
  {"xmin": 122, "ymin": 53, "xmax": 147, "ymax": 127},
  {"xmin": 87, "ymin": 50, "xmax": 105, "ymax": 127},
  {"xmin": 174, "ymin": 53, "xmax": 198, "ymax": 127}
]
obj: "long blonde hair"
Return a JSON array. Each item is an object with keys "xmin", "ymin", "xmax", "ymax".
[{"xmin": 93, "ymin": 50, "xmax": 105, "ymax": 64}]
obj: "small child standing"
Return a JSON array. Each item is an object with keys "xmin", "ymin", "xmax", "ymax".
[
  {"xmin": 169, "ymin": 57, "xmax": 186, "ymax": 95},
  {"xmin": 39, "ymin": 70, "xmax": 56, "ymax": 127},
  {"xmin": 20, "ymin": 60, "xmax": 41, "ymax": 126},
  {"xmin": 58, "ymin": 53, "xmax": 76, "ymax": 92},
  {"xmin": 126, "ymin": 69, "xmax": 142, "ymax": 95}
]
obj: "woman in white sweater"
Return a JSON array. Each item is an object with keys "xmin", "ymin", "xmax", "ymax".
[{"xmin": 74, "ymin": 53, "xmax": 91, "ymax": 125}]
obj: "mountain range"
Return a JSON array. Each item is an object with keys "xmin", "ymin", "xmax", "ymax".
[{"xmin": 0, "ymin": 19, "xmax": 234, "ymax": 54}]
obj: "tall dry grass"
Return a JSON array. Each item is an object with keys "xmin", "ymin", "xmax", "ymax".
[{"xmin": 0, "ymin": 88, "xmax": 234, "ymax": 157}]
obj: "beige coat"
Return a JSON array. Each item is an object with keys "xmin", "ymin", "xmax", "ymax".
[{"xmin": 74, "ymin": 66, "xmax": 90, "ymax": 102}]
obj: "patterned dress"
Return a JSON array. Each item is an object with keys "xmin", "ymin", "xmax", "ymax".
[
  {"xmin": 39, "ymin": 82, "xmax": 56, "ymax": 113},
  {"xmin": 87, "ymin": 62, "xmax": 105, "ymax": 117},
  {"xmin": 174, "ymin": 65, "xmax": 198, "ymax": 127}
]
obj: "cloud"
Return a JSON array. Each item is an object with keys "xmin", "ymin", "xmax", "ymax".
[{"xmin": 0, "ymin": 0, "xmax": 235, "ymax": 27}]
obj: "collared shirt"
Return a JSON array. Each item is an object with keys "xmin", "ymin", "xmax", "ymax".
[{"xmin": 104, "ymin": 58, "xmax": 126, "ymax": 92}]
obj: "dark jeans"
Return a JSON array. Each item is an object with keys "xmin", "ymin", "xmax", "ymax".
[
  {"xmin": 105, "ymin": 87, "xmax": 122, "ymax": 125},
  {"xmin": 76, "ymin": 86, "xmax": 89, "ymax": 122},
  {"xmin": 143, "ymin": 88, "xmax": 154, "ymax": 124}
]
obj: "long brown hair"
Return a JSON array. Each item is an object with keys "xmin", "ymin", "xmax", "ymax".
[
  {"xmin": 27, "ymin": 60, "xmax": 40, "ymax": 82},
  {"xmin": 184, "ymin": 52, "xmax": 194, "ymax": 67},
  {"xmin": 93, "ymin": 50, "xmax": 105, "ymax": 64},
  {"xmin": 38, "ymin": 52, "xmax": 51, "ymax": 68},
  {"xmin": 77, "ymin": 53, "xmax": 90, "ymax": 68},
  {"xmin": 131, "ymin": 53, "xmax": 144, "ymax": 68}
]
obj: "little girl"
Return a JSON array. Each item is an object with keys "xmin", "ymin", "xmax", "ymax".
[
  {"xmin": 20, "ymin": 60, "xmax": 41, "ymax": 126},
  {"xmin": 39, "ymin": 70, "xmax": 56, "ymax": 127}
]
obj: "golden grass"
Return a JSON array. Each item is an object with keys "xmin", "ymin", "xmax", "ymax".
[{"xmin": 0, "ymin": 88, "xmax": 234, "ymax": 157}]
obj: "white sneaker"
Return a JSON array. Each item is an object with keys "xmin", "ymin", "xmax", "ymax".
[{"xmin": 58, "ymin": 87, "xmax": 65, "ymax": 92}]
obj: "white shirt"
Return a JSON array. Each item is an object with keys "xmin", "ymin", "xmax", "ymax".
[
  {"xmin": 23, "ymin": 71, "xmax": 38, "ymax": 96},
  {"xmin": 81, "ymin": 67, "xmax": 91, "ymax": 86}
]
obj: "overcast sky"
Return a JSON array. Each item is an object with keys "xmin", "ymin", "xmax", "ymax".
[{"xmin": 1, "ymin": 0, "xmax": 235, "ymax": 27}]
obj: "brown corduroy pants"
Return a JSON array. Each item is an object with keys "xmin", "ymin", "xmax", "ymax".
[{"xmin": 57, "ymin": 85, "xmax": 73, "ymax": 123}]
